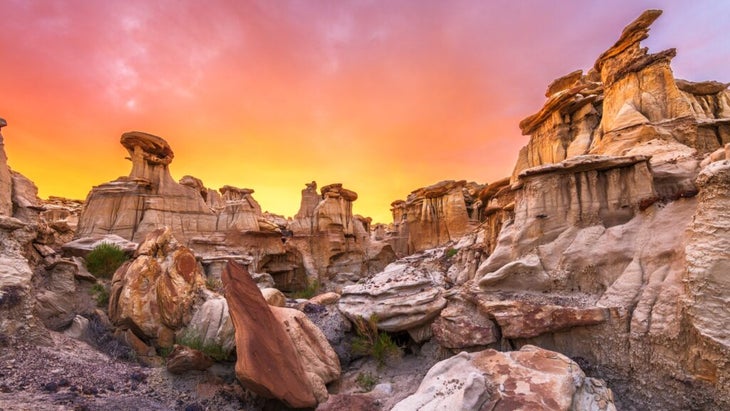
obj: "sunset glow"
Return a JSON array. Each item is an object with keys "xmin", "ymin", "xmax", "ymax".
[{"xmin": 2, "ymin": 0, "xmax": 728, "ymax": 222}]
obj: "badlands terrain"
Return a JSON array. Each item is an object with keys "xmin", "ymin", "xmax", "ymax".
[{"xmin": 1, "ymin": 9, "xmax": 730, "ymax": 411}]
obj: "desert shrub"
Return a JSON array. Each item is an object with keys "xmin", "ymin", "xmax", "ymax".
[
  {"xmin": 85, "ymin": 243, "xmax": 128, "ymax": 279},
  {"xmin": 205, "ymin": 277, "xmax": 224, "ymax": 293},
  {"xmin": 291, "ymin": 278, "xmax": 320, "ymax": 300},
  {"xmin": 91, "ymin": 283, "xmax": 109, "ymax": 307},
  {"xmin": 0, "ymin": 285, "xmax": 24, "ymax": 309},
  {"xmin": 84, "ymin": 312, "xmax": 136, "ymax": 361},
  {"xmin": 445, "ymin": 247, "xmax": 458, "ymax": 258},
  {"xmin": 177, "ymin": 328, "xmax": 229, "ymax": 361},
  {"xmin": 351, "ymin": 314, "xmax": 402, "ymax": 367},
  {"xmin": 355, "ymin": 371, "xmax": 378, "ymax": 392}
]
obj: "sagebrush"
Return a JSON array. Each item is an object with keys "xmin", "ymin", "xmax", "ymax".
[
  {"xmin": 351, "ymin": 314, "xmax": 402, "ymax": 367},
  {"xmin": 176, "ymin": 328, "xmax": 229, "ymax": 361},
  {"xmin": 85, "ymin": 243, "xmax": 128, "ymax": 278}
]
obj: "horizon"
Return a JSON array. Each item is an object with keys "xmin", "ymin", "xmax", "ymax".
[{"xmin": 2, "ymin": 1, "xmax": 729, "ymax": 223}]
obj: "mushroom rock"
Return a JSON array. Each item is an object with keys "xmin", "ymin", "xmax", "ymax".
[{"xmin": 222, "ymin": 259, "xmax": 317, "ymax": 408}]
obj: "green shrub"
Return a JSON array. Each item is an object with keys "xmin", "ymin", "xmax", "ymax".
[
  {"xmin": 351, "ymin": 314, "xmax": 402, "ymax": 368},
  {"xmin": 85, "ymin": 243, "xmax": 128, "ymax": 278},
  {"xmin": 445, "ymin": 247, "xmax": 458, "ymax": 258},
  {"xmin": 176, "ymin": 328, "xmax": 229, "ymax": 361},
  {"xmin": 355, "ymin": 371, "xmax": 378, "ymax": 392},
  {"xmin": 205, "ymin": 277, "xmax": 223, "ymax": 293},
  {"xmin": 91, "ymin": 283, "xmax": 109, "ymax": 307},
  {"xmin": 291, "ymin": 278, "xmax": 320, "ymax": 300}
]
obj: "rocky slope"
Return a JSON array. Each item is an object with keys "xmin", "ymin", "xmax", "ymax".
[{"xmin": 2, "ymin": 8, "xmax": 729, "ymax": 411}]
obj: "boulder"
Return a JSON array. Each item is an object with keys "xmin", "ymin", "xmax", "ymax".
[
  {"xmin": 338, "ymin": 262, "xmax": 448, "ymax": 333},
  {"xmin": 309, "ymin": 291, "xmax": 340, "ymax": 306},
  {"xmin": 166, "ymin": 344, "xmax": 214, "ymax": 374},
  {"xmin": 393, "ymin": 345, "xmax": 616, "ymax": 411},
  {"xmin": 431, "ymin": 296, "xmax": 498, "ymax": 349},
  {"xmin": 222, "ymin": 259, "xmax": 317, "ymax": 408},
  {"xmin": 108, "ymin": 227, "xmax": 205, "ymax": 345},
  {"xmin": 271, "ymin": 306, "xmax": 341, "ymax": 403},
  {"xmin": 260, "ymin": 288, "xmax": 286, "ymax": 307}
]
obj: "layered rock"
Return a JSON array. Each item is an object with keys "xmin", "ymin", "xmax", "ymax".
[
  {"xmin": 393, "ymin": 345, "xmax": 616, "ymax": 411},
  {"xmin": 288, "ymin": 181, "xmax": 395, "ymax": 288},
  {"xmin": 338, "ymin": 257, "xmax": 449, "ymax": 339},
  {"xmin": 451, "ymin": 10, "xmax": 730, "ymax": 410},
  {"xmin": 389, "ymin": 180, "xmax": 483, "ymax": 255},
  {"xmin": 0, "ymin": 118, "xmax": 12, "ymax": 216}
]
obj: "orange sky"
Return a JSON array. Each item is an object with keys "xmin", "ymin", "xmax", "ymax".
[{"xmin": 1, "ymin": 1, "xmax": 728, "ymax": 223}]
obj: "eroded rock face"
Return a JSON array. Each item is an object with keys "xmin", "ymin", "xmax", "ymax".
[
  {"xmin": 338, "ymin": 260, "xmax": 448, "ymax": 334},
  {"xmin": 393, "ymin": 345, "xmax": 616, "ymax": 411},
  {"xmin": 221, "ymin": 259, "xmax": 317, "ymax": 408},
  {"xmin": 389, "ymin": 180, "xmax": 483, "ymax": 255},
  {"xmin": 108, "ymin": 227, "xmax": 205, "ymax": 346},
  {"xmin": 0, "ymin": 118, "xmax": 12, "ymax": 216}
]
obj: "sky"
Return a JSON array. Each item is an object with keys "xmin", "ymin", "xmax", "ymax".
[{"xmin": 1, "ymin": 0, "xmax": 728, "ymax": 223}]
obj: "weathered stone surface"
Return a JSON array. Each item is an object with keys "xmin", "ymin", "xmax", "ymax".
[
  {"xmin": 34, "ymin": 260, "xmax": 80, "ymax": 330},
  {"xmin": 61, "ymin": 235, "xmax": 138, "ymax": 258},
  {"xmin": 686, "ymin": 160, "xmax": 730, "ymax": 347},
  {"xmin": 431, "ymin": 296, "xmax": 498, "ymax": 349},
  {"xmin": 260, "ymin": 287, "xmax": 286, "ymax": 307},
  {"xmin": 108, "ymin": 228, "xmax": 205, "ymax": 345},
  {"xmin": 0, "ymin": 118, "xmax": 12, "ymax": 216},
  {"xmin": 389, "ymin": 180, "xmax": 483, "ymax": 255},
  {"xmin": 166, "ymin": 344, "xmax": 214, "ymax": 374},
  {"xmin": 271, "ymin": 306, "xmax": 341, "ymax": 403},
  {"xmin": 303, "ymin": 303, "xmax": 352, "ymax": 366},
  {"xmin": 222, "ymin": 260, "xmax": 317, "ymax": 408},
  {"xmin": 309, "ymin": 291, "xmax": 340, "ymax": 306},
  {"xmin": 180, "ymin": 290, "xmax": 236, "ymax": 358},
  {"xmin": 339, "ymin": 261, "xmax": 447, "ymax": 332},
  {"xmin": 393, "ymin": 345, "xmax": 616, "ymax": 411}
]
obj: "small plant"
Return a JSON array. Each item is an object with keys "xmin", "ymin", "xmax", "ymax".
[
  {"xmin": 157, "ymin": 346, "xmax": 174, "ymax": 358},
  {"xmin": 177, "ymin": 328, "xmax": 229, "ymax": 361},
  {"xmin": 205, "ymin": 277, "xmax": 224, "ymax": 293},
  {"xmin": 90, "ymin": 283, "xmax": 109, "ymax": 307},
  {"xmin": 355, "ymin": 371, "xmax": 378, "ymax": 392},
  {"xmin": 445, "ymin": 247, "xmax": 458, "ymax": 258},
  {"xmin": 351, "ymin": 314, "xmax": 402, "ymax": 367},
  {"xmin": 85, "ymin": 243, "xmax": 129, "ymax": 279},
  {"xmin": 291, "ymin": 278, "xmax": 320, "ymax": 300}
]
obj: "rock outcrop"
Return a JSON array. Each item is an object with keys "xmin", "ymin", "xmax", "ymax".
[
  {"xmin": 450, "ymin": 10, "xmax": 730, "ymax": 410},
  {"xmin": 221, "ymin": 260, "xmax": 318, "ymax": 408},
  {"xmin": 108, "ymin": 227, "xmax": 205, "ymax": 347},
  {"xmin": 393, "ymin": 345, "xmax": 616, "ymax": 411},
  {"xmin": 0, "ymin": 118, "xmax": 12, "ymax": 216},
  {"xmin": 76, "ymin": 134, "xmax": 394, "ymax": 292},
  {"xmin": 389, "ymin": 180, "xmax": 483, "ymax": 255}
]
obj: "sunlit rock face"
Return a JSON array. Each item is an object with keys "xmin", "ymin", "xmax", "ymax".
[
  {"xmin": 389, "ymin": 180, "xmax": 484, "ymax": 256},
  {"xmin": 450, "ymin": 10, "xmax": 730, "ymax": 410},
  {"xmin": 0, "ymin": 118, "xmax": 12, "ymax": 217}
]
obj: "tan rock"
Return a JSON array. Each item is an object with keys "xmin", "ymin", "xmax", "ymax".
[
  {"xmin": 108, "ymin": 227, "xmax": 205, "ymax": 344},
  {"xmin": 393, "ymin": 345, "xmax": 616, "ymax": 411},
  {"xmin": 0, "ymin": 118, "xmax": 12, "ymax": 216},
  {"xmin": 271, "ymin": 306, "xmax": 341, "ymax": 403},
  {"xmin": 166, "ymin": 344, "xmax": 214, "ymax": 374},
  {"xmin": 431, "ymin": 297, "xmax": 498, "ymax": 349},
  {"xmin": 222, "ymin": 260, "xmax": 317, "ymax": 408},
  {"xmin": 260, "ymin": 288, "xmax": 286, "ymax": 307},
  {"xmin": 339, "ymin": 262, "xmax": 447, "ymax": 332},
  {"xmin": 61, "ymin": 234, "xmax": 138, "ymax": 258},
  {"xmin": 309, "ymin": 292, "xmax": 340, "ymax": 306}
]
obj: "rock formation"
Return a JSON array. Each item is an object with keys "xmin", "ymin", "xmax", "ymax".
[
  {"xmin": 389, "ymin": 180, "xmax": 484, "ymax": 255},
  {"xmin": 76, "ymin": 134, "xmax": 394, "ymax": 292},
  {"xmin": 458, "ymin": 10, "xmax": 730, "ymax": 410},
  {"xmin": 393, "ymin": 345, "xmax": 616, "ymax": 410},
  {"xmin": 108, "ymin": 227, "xmax": 206, "ymax": 347},
  {"xmin": 0, "ymin": 118, "xmax": 12, "ymax": 216},
  {"xmin": 221, "ymin": 260, "xmax": 318, "ymax": 408}
]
